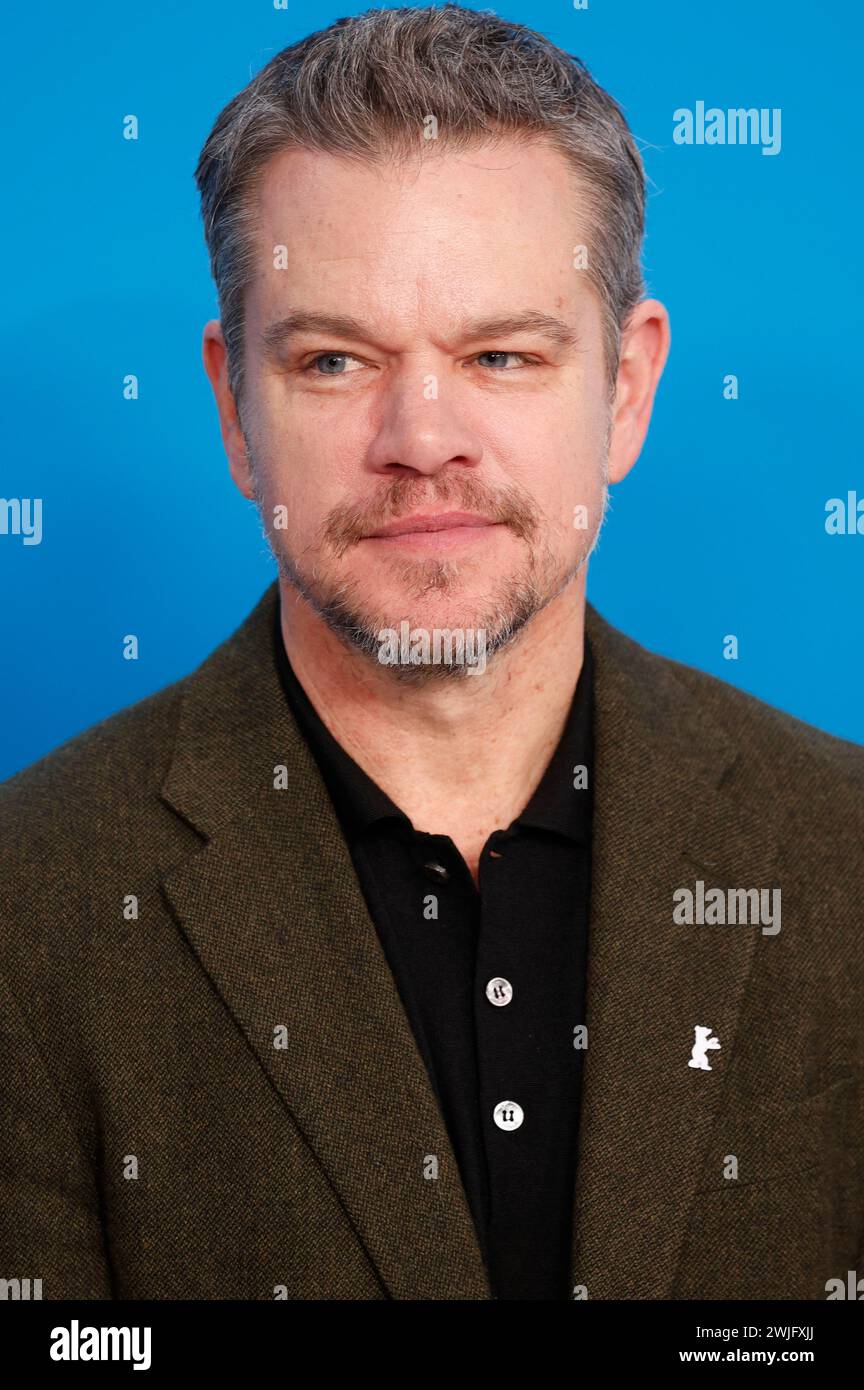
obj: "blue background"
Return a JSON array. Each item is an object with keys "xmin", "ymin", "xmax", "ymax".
[{"xmin": 2, "ymin": 0, "xmax": 861, "ymax": 780}]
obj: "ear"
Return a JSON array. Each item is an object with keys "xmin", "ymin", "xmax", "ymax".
[
  {"xmin": 202, "ymin": 320, "xmax": 256, "ymax": 500},
  {"xmin": 607, "ymin": 299, "xmax": 671, "ymax": 485}
]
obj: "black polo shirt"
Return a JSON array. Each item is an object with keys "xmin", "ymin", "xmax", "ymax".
[{"xmin": 272, "ymin": 603, "xmax": 593, "ymax": 1300}]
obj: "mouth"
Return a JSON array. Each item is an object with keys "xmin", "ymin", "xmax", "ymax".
[{"xmin": 361, "ymin": 511, "xmax": 504, "ymax": 551}]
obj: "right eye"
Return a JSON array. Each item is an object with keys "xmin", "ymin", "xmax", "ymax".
[{"xmin": 304, "ymin": 353, "xmax": 366, "ymax": 375}]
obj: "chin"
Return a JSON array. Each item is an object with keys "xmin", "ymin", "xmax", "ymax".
[
  {"xmin": 279, "ymin": 541, "xmax": 562, "ymax": 662},
  {"xmin": 370, "ymin": 588, "xmax": 492, "ymax": 629}
]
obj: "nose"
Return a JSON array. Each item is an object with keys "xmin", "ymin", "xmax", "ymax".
[{"xmin": 365, "ymin": 372, "xmax": 484, "ymax": 477}]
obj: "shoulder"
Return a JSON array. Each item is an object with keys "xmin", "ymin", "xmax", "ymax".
[
  {"xmin": 664, "ymin": 648, "xmax": 863, "ymax": 799},
  {"xmin": 0, "ymin": 674, "xmax": 207, "ymax": 1039},
  {"xmin": 0, "ymin": 585, "xmax": 280, "ymax": 841},
  {"xmin": 0, "ymin": 678, "xmax": 198, "ymax": 933},
  {"xmin": 0, "ymin": 678, "xmax": 187, "ymax": 831},
  {"xmin": 586, "ymin": 604, "xmax": 864, "ymax": 819},
  {"xmin": 0, "ymin": 583, "xmax": 281, "ymax": 932}
]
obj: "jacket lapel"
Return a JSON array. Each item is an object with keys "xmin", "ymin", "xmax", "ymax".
[
  {"xmin": 159, "ymin": 581, "xmax": 777, "ymax": 1302},
  {"xmin": 159, "ymin": 583, "xmax": 492, "ymax": 1300},
  {"xmin": 572, "ymin": 606, "xmax": 778, "ymax": 1298}
]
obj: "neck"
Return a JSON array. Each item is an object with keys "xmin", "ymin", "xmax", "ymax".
[{"xmin": 278, "ymin": 574, "xmax": 587, "ymax": 845}]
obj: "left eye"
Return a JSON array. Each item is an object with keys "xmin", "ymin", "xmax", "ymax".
[
  {"xmin": 307, "ymin": 353, "xmax": 364, "ymax": 375},
  {"xmin": 473, "ymin": 352, "xmax": 532, "ymax": 369}
]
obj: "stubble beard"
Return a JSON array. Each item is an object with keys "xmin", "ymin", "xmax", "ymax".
[{"xmin": 250, "ymin": 452, "xmax": 609, "ymax": 685}]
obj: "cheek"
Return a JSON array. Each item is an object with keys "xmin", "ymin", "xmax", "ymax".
[
  {"xmin": 503, "ymin": 412, "xmax": 603, "ymax": 511},
  {"xmin": 245, "ymin": 406, "xmax": 325, "ymax": 510},
  {"xmin": 257, "ymin": 401, "xmax": 363, "ymax": 498}
]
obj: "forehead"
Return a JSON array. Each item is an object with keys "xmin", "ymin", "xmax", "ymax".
[{"xmin": 247, "ymin": 138, "xmax": 595, "ymax": 330}]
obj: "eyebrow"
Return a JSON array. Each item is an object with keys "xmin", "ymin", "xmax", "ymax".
[{"xmin": 259, "ymin": 309, "xmax": 579, "ymax": 356}]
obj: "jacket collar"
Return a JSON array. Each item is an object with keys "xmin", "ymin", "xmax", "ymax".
[
  {"xmin": 570, "ymin": 607, "xmax": 777, "ymax": 1298},
  {"xmin": 160, "ymin": 582, "xmax": 776, "ymax": 1299}
]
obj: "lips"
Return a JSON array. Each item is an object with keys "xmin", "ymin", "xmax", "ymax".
[{"xmin": 364, "ymin": 511, "xmax": 497, "ymax": 539}]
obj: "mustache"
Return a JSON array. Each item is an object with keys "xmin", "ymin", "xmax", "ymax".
[{"xmin": 320, "ymin": 473, "xmax": 541, "ymax": 558}]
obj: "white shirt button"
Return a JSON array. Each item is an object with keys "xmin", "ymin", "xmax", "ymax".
[
  {"xmin": 485, "ymin": 977, "xmax": 513, "ymax": 1006},
  {"xmin": 493, "ymin": 1100, "xmax": 524, "ymax": 1131}
]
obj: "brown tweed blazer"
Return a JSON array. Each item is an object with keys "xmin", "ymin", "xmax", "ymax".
[{"xmin": 1, "ymin": 581, "xmax": 862, "ymax": 1300}]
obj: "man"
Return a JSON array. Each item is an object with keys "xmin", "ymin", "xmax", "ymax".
[{"xmin": 1, "ymin": 5, "xmax": 862, "ymax": 1302}]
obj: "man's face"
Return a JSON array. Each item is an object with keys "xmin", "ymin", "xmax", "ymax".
[{"xmin": 234, "ymin": 138, "xmax": 614, "ymax": 675}]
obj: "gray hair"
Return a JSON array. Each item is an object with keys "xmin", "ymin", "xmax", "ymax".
[{"xmin": 194, "ymin": 3, "xmax": 646, "ymax": 409}]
